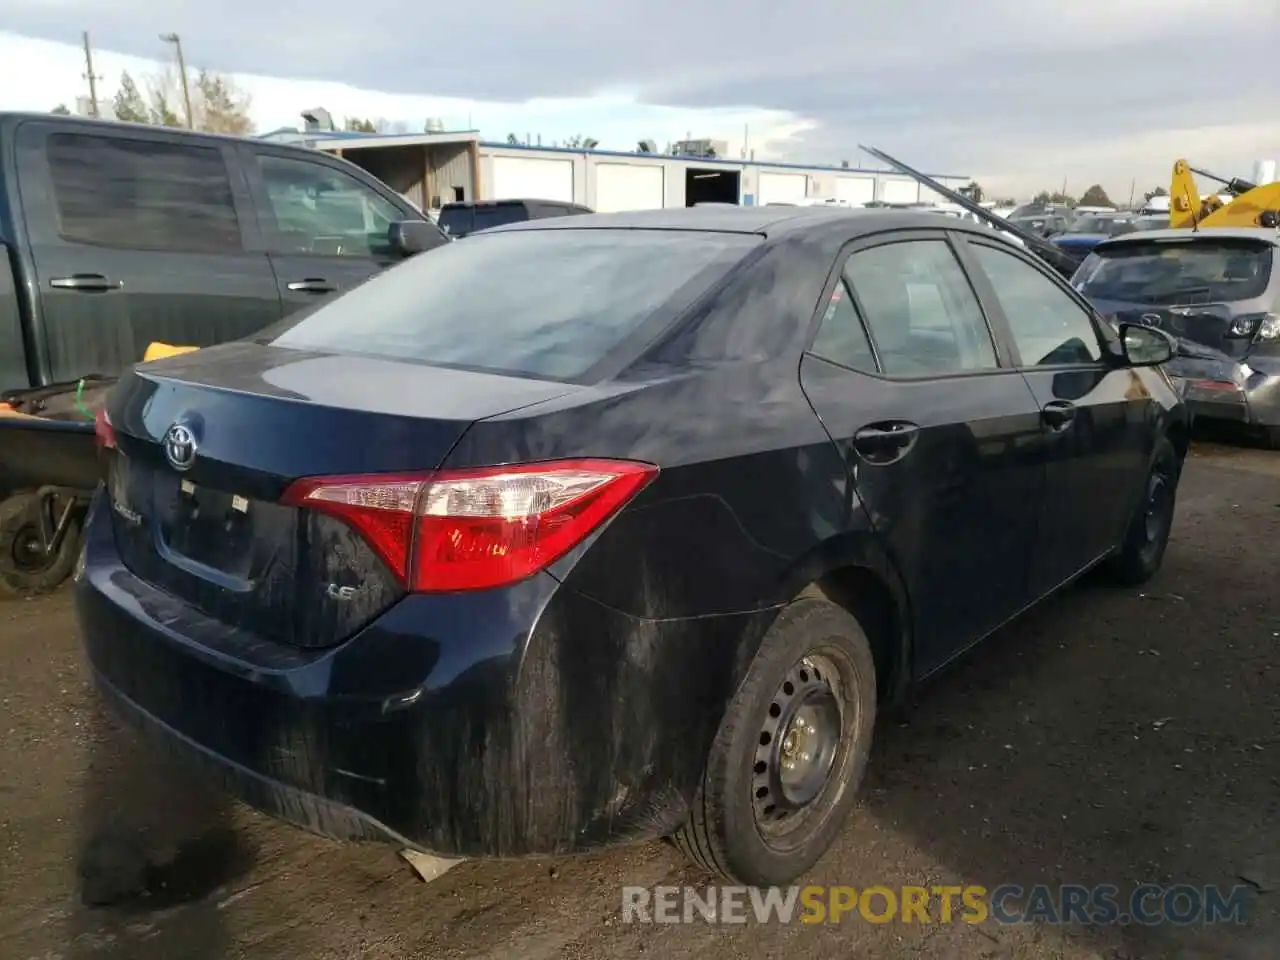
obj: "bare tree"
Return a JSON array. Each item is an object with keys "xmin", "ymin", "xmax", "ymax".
[{"xmin": 108, "ymin": 66, "xmax": 253, "ymax": 133}]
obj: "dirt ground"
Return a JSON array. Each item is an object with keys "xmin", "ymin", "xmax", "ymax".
[{"xmin": 1, "ymin": 440, "xmax": 1277, "ymax": 960}]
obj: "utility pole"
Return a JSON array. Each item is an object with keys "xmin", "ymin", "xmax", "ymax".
[
  {"xmin": 81, "ymin": 31, "xmax": 101, "ymax": 118},
  {"xmin": 1128, "ymin": 178, "xmax": 1136, "ymax": 209},
  {"xmin": 160, "ymin": 33, "xmax": 194, "ymax": 129}
]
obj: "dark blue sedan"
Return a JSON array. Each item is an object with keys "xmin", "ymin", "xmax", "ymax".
[{"xmin": 79, "ymin": 207, "xmax": 1189, "ymax": 887}]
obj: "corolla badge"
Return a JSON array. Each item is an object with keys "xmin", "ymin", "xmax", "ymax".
[
  {"xmin": 1139, "ymin": 313, "xmax": 1163, "ymax": 328},
  {"xmin": 164, "ymin": 423, "xmax": 198, "ymax": 472}
]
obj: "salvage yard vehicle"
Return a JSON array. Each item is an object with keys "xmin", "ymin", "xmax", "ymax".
[
  {"xmin": 1074, "ymin": 227, "xmax": 1280, "ymax": 447},
  {"xmin": 1050, "ymin": 213, "xmax": 1138, "ymax": 263},
  {"xmin": 436, "ymin": 199, "xmax": 593, "ymax": 238},
  {"xmin": 0, "ymin": 112, "xmax": 445, "ymax": 591},
  {"xmin": 79, "ymin": 207, "xmax": 1189, "ymax": 888}
]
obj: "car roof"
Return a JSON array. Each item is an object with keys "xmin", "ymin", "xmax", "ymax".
[
  {"xmin": 479, "ymin": 205, "xmax": 1009, "ymax": 241},
  {"xmin": 1095, "ymin": 226, "xmax": 1280, "ymax": 249}
]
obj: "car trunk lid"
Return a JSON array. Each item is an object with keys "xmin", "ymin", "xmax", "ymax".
[{"xmin": 102, "ymin": 341, "xmax": 578, "ymax": 649}]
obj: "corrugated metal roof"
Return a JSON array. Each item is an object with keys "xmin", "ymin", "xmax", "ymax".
[
  {"xmin": 477, "ymin": 141, "xmax": 967, "ymax": 179},
  {"xmin": 255, "ymin": 127, "xmax": 966, "ymax": 180}
]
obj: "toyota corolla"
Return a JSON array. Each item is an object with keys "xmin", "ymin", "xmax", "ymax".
[{"xmin": 80, "ymin": 207, "xmax": 1189, "ymax": 887}]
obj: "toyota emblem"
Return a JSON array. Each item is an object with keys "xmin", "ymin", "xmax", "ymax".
[
  {"xmin": 1139, "ymin": 313, "xmax": 1162, "ymax": 328},
  {"xmin": 164, "ymin": 423, "xmax": 198, "ymax": 472}
]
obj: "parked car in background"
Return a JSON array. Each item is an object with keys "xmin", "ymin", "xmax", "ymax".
[
  {"xmin": 1051, "ymin": 213, "xmax": 1139, "ymax": 263},
  {"xmin": 1010, "ymin": 213, "xmax": 1071, "ymax": 238},
  {"xmin": 81, "ymin": 206, "xmax": 1188, "ymax": 889},
  {"xmin": 0, "ymin": 112, "xmax": 445, "ymax": 397},
  {"xmin": 436, "ymin": 199, "xmax": 593, "ymax": 238},
  {"xmin": 1073, "ymin": 226, "xmax": 1280, "ymax": 446}
]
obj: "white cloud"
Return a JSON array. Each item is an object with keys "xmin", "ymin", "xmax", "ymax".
[{"xmin": 0, "ymin": 0, "xmax": 1276, "ymax": 202}]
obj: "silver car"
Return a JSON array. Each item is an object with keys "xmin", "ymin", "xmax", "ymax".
[{"xmin": 1073, "ymin": 227, "xmax": 1280, "ymax": 447}]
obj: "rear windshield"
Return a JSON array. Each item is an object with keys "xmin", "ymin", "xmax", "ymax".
[
  {"xmin": 269, "ymin": 228, "xmax": 760, "ymax": 381},
  {"xmin": 1073, "ymin": 238, "xmax": 1274, "ymax": 305}
]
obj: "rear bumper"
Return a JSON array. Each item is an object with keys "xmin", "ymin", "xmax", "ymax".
[
  {"xmin": 76, "ymin": 492, "xmax": 769, "ymax": 858},
  {"xmin": 1165, "ymin": 354, "xmax": 1280, "ymax": 429}
]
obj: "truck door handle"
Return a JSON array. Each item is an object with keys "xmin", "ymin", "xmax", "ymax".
[
  {"xmin": 1041, "ymin": 400, "xmax": 1077, "ymax": 430},
  {"xmin": 853, "ymin": 422, "xmax": 920, "ymax": 464},
  {"xmin": 49, "ymin": 274, "xmax": 121, "ymax": 291},
  {"xmin": 286, "ymin": 279, "xmax": 337, "ymax": 294}
]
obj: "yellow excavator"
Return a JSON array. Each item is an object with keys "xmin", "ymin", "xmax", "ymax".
[{"xmin": 1168, "ymin": 159, "xmax": 1280, "ymax": 230}]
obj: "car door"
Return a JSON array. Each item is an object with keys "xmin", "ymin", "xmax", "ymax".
[
  {"xmin": 954, "ymin": 233, "xmax": 1153, "ymax": 597},
  {"xmin": 240, "ymin": 145, "xmax": 424, "ymax": 315},
  {"xmin": 14, "ymin": 119, "xmax": 281, "ymax": 384},
  {"xmin": 798, "ymin": 229, "xmax": 1047, "ymax": 677}
]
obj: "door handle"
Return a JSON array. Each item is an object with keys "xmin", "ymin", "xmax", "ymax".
[
  {"xmin": 1041, "ymin": 400, "xmax": 1077, "ymax": 430},
  {"xmin": 852, "ymin": 422, "xmax": 920, "ymax": 463},
  {"xmin": 49, "ymin": 274, "xmax": 121, "ymax": 291},
  {"xmin": 286, "ymin": 279, "xmax": 337, "ymax": 294}
]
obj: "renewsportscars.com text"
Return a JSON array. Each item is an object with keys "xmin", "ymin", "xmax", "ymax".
[{"xmin": 621, "ymin": 884, "xmax": 1252, "ymax": 926}]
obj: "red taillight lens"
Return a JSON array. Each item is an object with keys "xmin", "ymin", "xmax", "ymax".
[
  {"xmin": 94, "ymin": 408, "xmax": 116, "ymax": 449},
  {"xmin": 281, "ymin": 459, "xmax": 658, "ymax": 592}
]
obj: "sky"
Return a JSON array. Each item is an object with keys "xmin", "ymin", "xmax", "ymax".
[{"xmin": 0, "ymin": 0, "xmax": 1275, "ymax": 201}]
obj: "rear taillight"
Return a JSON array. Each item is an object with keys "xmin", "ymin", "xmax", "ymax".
[
  {"xmin": 281, "ymin": 459, "xmax": 658, "ymax": 592},
  {"xmin": 94, "ymin": 408, "xmax": 116, "ymax": 449}
]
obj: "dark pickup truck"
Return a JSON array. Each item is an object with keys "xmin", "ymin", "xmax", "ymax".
[
  {"xmin": 0, "ymin": 112, "xmax": 447, "ymax": 394},
  {"xmin": 0, "ymin": 113, "xmax": 445, "ymax": 596}
]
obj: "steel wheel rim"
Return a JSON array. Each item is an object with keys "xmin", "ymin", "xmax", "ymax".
[
  {"xmin": 752, "ymin": 654, "xmax": 844, "ymax": 838},
  {"xmin": 1144, "ymin": 462, "xmax": 1173, "ymax": 545},
  {"xmin": 10, "ymin": 521, "xmax": 46, "ymax": 572}
]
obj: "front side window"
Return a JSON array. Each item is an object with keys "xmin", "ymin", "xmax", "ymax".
[
  {"xmin": 971, "ymin": 244, "xmax": 1103, "ymax": 366},
  {"xmin": 46, "ymin": 133, "xmax": 242, "ymax": 254},
  {"xmin": 843, "ymin": 239, "xmax": 998, "ymax": 376},
  {"xmin": 257, "ymin": 154, "xmax": 404, "ymax": 257}
]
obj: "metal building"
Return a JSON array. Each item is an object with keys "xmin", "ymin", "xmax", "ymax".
[{"xmin": 260, "ymin": 122, "xmax": 969, "ymax": 212}]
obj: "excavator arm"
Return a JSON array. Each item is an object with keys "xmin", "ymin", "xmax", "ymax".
[
  {"xmin": 1170, "ymin": 159, "xmax": 1280, "ymax": 229},
  {"xmin": 855, "ymin": 145, "xmax": 1082, "ymax": 280}
]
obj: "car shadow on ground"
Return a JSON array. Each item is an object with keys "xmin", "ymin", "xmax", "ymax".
[
  {"xmin": 66, "ymin": 700, "xmax": 254, "ymax": 960},
  {"xmin": 852, "ymin": 475, "xmax": 1277, "ymax": 958}
]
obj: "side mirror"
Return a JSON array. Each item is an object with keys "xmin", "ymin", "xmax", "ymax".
[
  {"xmin": 1117, "ymin": 321, "xmax": 1175, "ymax": 367},
  {"xmin": 388, "ymin": 219, "xmax": 447, "ymax": 258}
]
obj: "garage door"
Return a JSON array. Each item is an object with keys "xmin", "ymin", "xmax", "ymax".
[
  {"xmin": 835, "ymin": 176, "xmax": 875, "ymax": 206},
  {"xmin": 758, "ymin": 172, "xmax": 808, "ymax": 205},
  {"xmin": 490, "ymin": 156, "xmax": 575, "ymax": 202},
  {"xmin": 880, "ymin": 178, "xmax": 920, "ymax": 204},
  {"xmin": 594, "ymin": 163, "xmax": 665, "ymax": 212}
]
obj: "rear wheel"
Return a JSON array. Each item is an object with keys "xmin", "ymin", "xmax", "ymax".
[
  {"xmin": 1101, "ymin": 436, "xmax": 1180, "ymax": 586},
  {"xmin": 0, "ymin": 492, "xmax": 83, "ymax": 598},
  {"xmin": 672, "ymin": 597, "xmax": 877, "ymax": 886}
]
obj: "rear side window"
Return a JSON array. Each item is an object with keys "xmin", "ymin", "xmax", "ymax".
[
  {"xmin": 270, "ymin": 228, "xmax": 760, "ymax": 381},
  {"xmin": 1075, "ymin": 239, "xmax": 1275, "ymax": 305},
  {"xmin": 843, "ymin": 239, "xmax": 998, "ymax": 376},
  {"xmin": 46, "ymin": 133, "xmax": 241, "ymax": 253}
]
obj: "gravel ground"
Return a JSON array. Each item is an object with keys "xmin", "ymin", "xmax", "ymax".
[{"xmin": 1, "ymin": 440, "xmax": 1276, "ymax": 960}]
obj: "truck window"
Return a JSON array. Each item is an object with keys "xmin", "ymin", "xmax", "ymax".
[
  {"xmin": 256, "ymin": 154, "xmax": 404, "ymax": 257},
  {"xmin": 45, "ymin": 133, "xmax": 242, "ymax": 254}
]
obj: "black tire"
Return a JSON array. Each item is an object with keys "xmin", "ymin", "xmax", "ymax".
[
  {"xmin": 0, "ymin": 492, "xmax": 83, "ymax": 598},
  {"xmin": 672, "ymin": 596, "xmax": 877, "ymax": 886},
  {"xmin": 1262, "ymin": 426, "xmax": 1280, "ymax": 451},
  {"xmin": 1101, "ymin": 435, "xmax": 1181, "ymax": 586}
]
